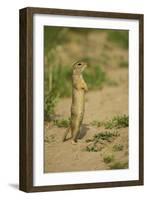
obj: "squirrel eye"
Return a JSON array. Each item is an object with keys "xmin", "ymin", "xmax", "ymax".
[{"xmin": 78, "ymin": 63, "xmax": 81, "ymax": 66}]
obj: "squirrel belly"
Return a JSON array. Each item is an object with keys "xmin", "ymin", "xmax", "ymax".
[{"xmin": 71, "ymin": 89, "xmax": 85, "ymax": 116}]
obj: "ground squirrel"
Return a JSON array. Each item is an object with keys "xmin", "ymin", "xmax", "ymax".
[{"xmin": 63, "ymin": 61, "xmax": 88, "ymax": 144}]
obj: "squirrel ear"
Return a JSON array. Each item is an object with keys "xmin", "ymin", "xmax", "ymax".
[
  {"xmin": 72, "ymin": 61, "xmax": 77, "ymax": 68},
  {"xmin": 71, "ymin": 62, "xmax": 75, "ymax": 68}
]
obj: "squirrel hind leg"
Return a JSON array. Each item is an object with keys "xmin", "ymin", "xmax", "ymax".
[
  {"xmin": 62, "ymin": 127, "xmax": 71, "ymax": 142},
  {"xmin": 72, "ymin": 125, "xmax": 81, "ymax": 143}
]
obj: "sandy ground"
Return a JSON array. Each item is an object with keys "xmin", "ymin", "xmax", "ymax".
[{"xmin": 44, "ymin": 68, "xmax": 128, "ymax": 173}]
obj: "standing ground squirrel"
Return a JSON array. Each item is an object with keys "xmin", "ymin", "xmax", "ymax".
[{"xmin": 63, "ymin": 61, "xmax": 88, "ymax": 144}]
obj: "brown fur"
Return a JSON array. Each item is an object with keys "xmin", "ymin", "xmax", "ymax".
[{"xmin": 63, "ymin": 61, "xmax": 88, "ymax": 143}]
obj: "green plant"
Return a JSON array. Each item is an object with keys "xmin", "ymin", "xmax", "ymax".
[
  {"xmin": 44, "ymin": 27, "xmax": 69, "ymax": 53},
  {"xmin": 93, "ymin": 131, "xmax": 119, "ymax": 143},
  {"xmin": 90, "ymin": 115, "xmax": 128, "ymax": 129},
  {"xmin": 86, "ymin": 131, "xmax": 118, "ymax": 144},
  {"xmin": 113, "ymin": 144, "xmax": 124, "ymax": 151},
  {"xmin": 86, "ymin": 131, "xmax": 119, "ymax": 144},
  {"xmin": 44, "ymin": 90, "xmax": 59, "ymax": 121},
  {"xmin": 44, "ymin": 64, "xmax": 72, "ymax": 98},
  {"xmin": 107, "ymin": 30, "xmax": 128, "ymax": 49},
  {"xmin": 44, "ymin": 26, "xmax": 72, "ymax": 99},
  {"xmin": 84, "ymin": 65, "xmax": 107, "ymax": 90},
  {"xmin": 44, "ymin": 64, "xmax": 72, "ymax": 122},
  {"xmin": 103, "ymin": 155, "xmax": 114, "ymax": 164},
  {"xmin": 104, "ymin": 115, "xmax": 129, "ymax": 129},
  {"xmin": 109, "ymin": 161, "xmax": 128, "ymax": 169},
  {"xmin": 53, "ymin": 118, "xmax": 71, "ymax": 128},
  {"xmin": 86, "ymin": 145, "xmax": 98, "ymax": 152},
  {"xmin": 85, "ymin": 131, "xmax": 119, "ymax": 152},
  {"xmin": 90, "ymin": 120, "xmax": 104, "ymax": 127}
]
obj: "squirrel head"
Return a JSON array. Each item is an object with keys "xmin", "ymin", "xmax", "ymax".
[{"xmin": 72, "ymin": 61, "xmax": 87, "ymax": 75}]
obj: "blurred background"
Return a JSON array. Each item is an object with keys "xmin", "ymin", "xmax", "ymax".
[{"xmin": 44, "ymin": 26, "xmax": 128, "ymax": 121}]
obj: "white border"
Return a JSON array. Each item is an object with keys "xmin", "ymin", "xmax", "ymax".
[{"xmin": 33, "ymin": 14, "xmax": 139, "ymax": 186}]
